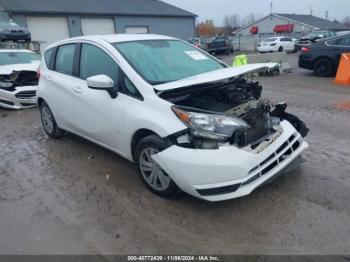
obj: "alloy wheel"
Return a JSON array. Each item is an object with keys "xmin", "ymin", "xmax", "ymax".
[
  {"xmin": 139, "ymin": 148, "xmax": 170, "ymax": 191},
  {"xmin": 41, "ymin": 106, "xmax": 54, "ymax": 134}
]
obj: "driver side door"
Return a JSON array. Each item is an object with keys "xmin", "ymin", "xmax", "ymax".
[{"xmin": 72, "ymin": 43, "xmax": 128, "ymax": 155}]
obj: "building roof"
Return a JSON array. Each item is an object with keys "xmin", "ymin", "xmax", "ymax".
[
  {"xmin": 0, "ymin": 0, "xmax": 196, "ymax": 18},
  {"xmin": 274, "ymin": 13, "xmax": 347, "ymax": 30}
]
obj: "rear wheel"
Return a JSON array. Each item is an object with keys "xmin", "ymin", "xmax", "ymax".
[
  {"xmin": 40, "ymin": 101, "xmax": 64, "ymax": 138},
  {"xmin": 135, "ymin": 135, "xmax": 179, "ymax": 198},
  {"xmin": 313, "ymin": 58, "xmax": 334, "ymax": 77}
]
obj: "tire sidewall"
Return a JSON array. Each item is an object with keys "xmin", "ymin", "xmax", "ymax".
[
  {"xmin": 134, "ymin": 135, "xmax": 179, "ymax": 197},
  {"xmin": 314, "ymin": 58, "xmax": 333, "ymax": 77},
  {"xmin": 40, "ymin": 101, "xmax": 64, "ymax": 138}
]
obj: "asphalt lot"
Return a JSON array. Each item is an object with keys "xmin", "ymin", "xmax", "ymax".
[{"xmin": 1, "ymin": 53, "xmax": 350, "ymax": 255}]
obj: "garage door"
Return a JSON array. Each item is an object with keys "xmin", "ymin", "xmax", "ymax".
[
  {"xmin": 26, "ymin": 17, "xmax": 70, "ymax": 54},
  {"xmin": 125, "ymin": 26, "xmax": 149, "ymax": 34},
  {"xmin": 81, "ymin": 18, "xmax": 115, "ymax": 36}
]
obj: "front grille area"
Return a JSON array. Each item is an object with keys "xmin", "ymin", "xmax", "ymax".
[
  {"xmin": 15, "ymin": 90, "xmax": 36, "ymax": 99},
  {"xmin": 0, "ymin": 98, "xmax": 15, "ymax": 106},
  {"xmin": 249, "ymin": 134, "xmax": 300, "ymax": 177},
  {"xmin": 197, "ymin": 134, "xmax": 302, "ymax": 197}
]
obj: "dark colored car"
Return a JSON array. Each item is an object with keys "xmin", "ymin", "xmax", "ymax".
[
  {"xmin": 207, "ymin": 36, "xmax": 233, "ymax": 55},
  {"xmin": 298, "ymin": 34, "xmax": 350, "ymax": 77},
  {"xmin": 0, "ymin": 12, "xmax": 31, "ymax": 42}
]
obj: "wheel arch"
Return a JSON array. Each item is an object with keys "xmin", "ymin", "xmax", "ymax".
[{"xmin": 130, "ymin": 129, "xmax": 160, "ymax": 161}]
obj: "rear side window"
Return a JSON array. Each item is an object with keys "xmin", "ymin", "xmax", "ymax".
[
  {"xmin": 79, "ymin": 44, "xmax": 118, "ymax": 84},
  {"xmin": 44, "ymin": 48, "xmax": 54, "ymax": 69},
  {"xmin": 55, "ymin": 44, "xmax": 76, "ymax": 75}
]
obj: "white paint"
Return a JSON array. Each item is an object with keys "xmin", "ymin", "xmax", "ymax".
[
  {"xmin": 125, "ymin": 26, "xmax": 149, "ymax": 34},
  {"xmin": 26, "ymin": 17, "xmax": 70, "ymax": 53},
  {"xmin": 81, "ymin": 18, "xmax": 115, "ymax": 36}
]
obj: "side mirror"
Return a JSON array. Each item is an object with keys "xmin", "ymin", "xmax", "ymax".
[
  {"xmin": 87, "ymin": 75, "xmax": 118, "ymax": 99},
  {"xmin": 87, "ymin": 74, "xmax": 114, "ymax": 89}
]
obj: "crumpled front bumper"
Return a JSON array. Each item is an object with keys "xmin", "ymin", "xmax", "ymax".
[
  {"xmin": 152, "ymin": 120, "xmax": 309, "ymax": 201},
  {"xmin": 0, "ymin": 86, "xmax": 37, "ymax": 109}
]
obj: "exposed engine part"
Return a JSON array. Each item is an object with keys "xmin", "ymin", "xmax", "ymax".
[
  {"xmin": 271, "ymin": 102, "xmax": 309, "ymax": 138},
  {"xmin": 0, "ymin": 70, "xmax": 38, "ymax": 92},
  {"xmin": 163, "ymin": 78, "xmax": 262, "ymax": 113}
]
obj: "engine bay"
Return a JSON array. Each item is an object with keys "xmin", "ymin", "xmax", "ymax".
[{"xmin": 159, "ymin": 77, "xmax": 309, "ymax": 149}]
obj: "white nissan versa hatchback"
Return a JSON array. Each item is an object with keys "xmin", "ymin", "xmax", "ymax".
[{"xmin": 37, "ymin": 34, "xmax": 309, "ymax": 202}]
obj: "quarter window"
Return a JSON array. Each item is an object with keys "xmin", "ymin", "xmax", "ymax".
[
  {"xmin": 55, "ymin": 44, "xmax": 76, "ymax": 75},
  {"xmin": 79, "ymin": 44, "xmax": 118, "ymax": 85}
]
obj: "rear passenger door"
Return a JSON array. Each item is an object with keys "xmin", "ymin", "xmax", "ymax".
[{"xmin": 44, "ymin": 43, "xmax": 78, "ymax": 129}]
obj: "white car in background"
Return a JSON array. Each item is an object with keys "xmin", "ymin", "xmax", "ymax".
[
  {"xmin": 257, "ymin": 37, "xmax": 295, "ymax": 53},
  {"xmin": 37, "ymin": 34, "xmax": 309, "ymax": 201},
  {"xmin": 0, "ymin": 49, "xmax": 40, "ymax": 109}
]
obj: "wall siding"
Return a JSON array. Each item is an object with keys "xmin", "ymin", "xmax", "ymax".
[
  {"xmin": 237, "ymin": 15, "xmax": 315, "ymax": 36},
  {"xmin": 9, "ymin": 13, "xmax": 195, "ymax": 41},
  {"xmin": 114, "ymin": 16, "xmax": 195, "ymax": 40}
]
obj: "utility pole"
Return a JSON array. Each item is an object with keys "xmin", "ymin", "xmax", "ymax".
[
  {"xmin": 325, "ymin": 10, "xmax": 329, "ymax": 20},
  {"xmin": 270, "ymin": 2, "xmax": 273, "ymax": 14},
  {"xmin": 309, "ymin": 6, "xmax": 313, "ymax": 16}
]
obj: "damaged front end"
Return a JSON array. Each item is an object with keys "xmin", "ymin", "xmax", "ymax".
[
  {"xmin": 0, "ymin": 70, "xmax": 38, "ymax": 92},
  {"xmin": 0, "ymin": 70, "xmax": 38, "ymax": 108},
  {"xmin": 159, "ymin": 76, "xmax": 309, "ymax": 151}
]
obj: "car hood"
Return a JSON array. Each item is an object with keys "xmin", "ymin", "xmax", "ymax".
[
  {"xmin": 154, "ymin": 63, "xmax": 278, "ymax": 91},
  {"xmin": 0, "ymin": 62, "xmax": 40, "ymax": 75}
]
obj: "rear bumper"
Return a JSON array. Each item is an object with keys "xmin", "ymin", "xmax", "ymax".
[
  {"xmin": 0, "ymin": 86, "xmax": 37, "ymax": 109},
  {"xmin": 298, "ymin": 55, "xmax": 313, "ymax": 70},
  {"xmin": 153, "ymin": 121, "xmax": 308, "ymax": 201}
]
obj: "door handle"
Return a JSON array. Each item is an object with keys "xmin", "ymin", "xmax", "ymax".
[
  {"xmin": 73, "ymin": 86, "xmax": 83, "ymax": 94},
  {"xmin": 46, "ymin": 75, "xmax": 53, "ymax": 82}
]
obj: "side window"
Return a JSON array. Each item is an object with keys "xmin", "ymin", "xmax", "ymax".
[
  {"xmin": 79, "ymin": 44, "xmax": 118, "ymax": 85},
  {"xmin": 121, "ymin": 74, "xmax": 142, "ymax": 99},
  {"xmin": 55, "ymin": 44, "xmax": 76, "ymax": 75},
  {"xmin": 336, "ymin": 37, "xmax": 350, "ymax": 47},
  {"xmin": 44, "ymin": 48, "xmax": 54, "ymax": 69}
]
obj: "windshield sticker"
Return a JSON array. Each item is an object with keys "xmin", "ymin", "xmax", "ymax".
[{"xmin": 185, "ymin": 51, "xmax": 208, "ymax": 60}]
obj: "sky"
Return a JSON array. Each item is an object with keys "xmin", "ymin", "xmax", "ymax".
[{"xmin": 162, "ymin": 0, "xmax": 350, "ymax": 25}]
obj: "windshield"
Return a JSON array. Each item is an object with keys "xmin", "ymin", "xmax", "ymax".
[
  {"xmin": 264, "ymin": 38, "xmax": 278, "ymax": 42},
  {"xmin": 0, "ymin": 52, "xmax": 40, "ymax": 66},
  {"xmin": 113, "ymin": 40, "xmax": 224, "ymax": 85}
]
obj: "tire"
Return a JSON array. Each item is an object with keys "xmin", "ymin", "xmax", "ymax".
[
  {"xmin": 313, "ymin": 58, "xmax": 334, "ymax": 77},
  {"xmin": 39, "ymin": 101, "xmax": 65, "ymax": 138},
  {"xmin": 278, "ymin": 46, "xmax": 284, "ymax": 52},
  {"xmin": 134, "ymin": 135, "xmax": 180, "ymax": 198}
]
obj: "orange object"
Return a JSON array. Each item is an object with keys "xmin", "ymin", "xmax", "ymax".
[{"xmin": 335, "ymin": 53, "xmax": 350, "ymax": 85}]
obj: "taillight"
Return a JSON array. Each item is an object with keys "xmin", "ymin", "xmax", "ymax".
[
  {"xmin": 301, "ymin": 47, "xmax": 311, "ymax": 52},
  {"xmin": 36, "ymin": 68, "xmax": 41, "ymax": 80}
]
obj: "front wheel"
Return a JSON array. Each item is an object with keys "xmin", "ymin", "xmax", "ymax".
[
  {"xmin": 135, "ymin": 135, "xmax": 179, "ymax": 198},
  {"xmin": 278, "ymin": 46, "xmax": 284, "ymax": 52},
  {"xmin": 40, "ymin": 101, "xmax": 65, "ymax": 138}
]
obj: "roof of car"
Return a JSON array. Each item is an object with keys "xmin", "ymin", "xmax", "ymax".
[{"xmin": 54, "ymin": 34, "xmax": 177, "ymax": 45}]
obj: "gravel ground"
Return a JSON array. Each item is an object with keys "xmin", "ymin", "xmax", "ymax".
[{"xmin": 0, "ymin": 53, "xmax": 350, "ymax": 255}]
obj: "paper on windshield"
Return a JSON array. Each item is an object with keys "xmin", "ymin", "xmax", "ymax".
[{"xmin": 185, "ymin": 51, "xmax": 208, "ymax": 60}]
